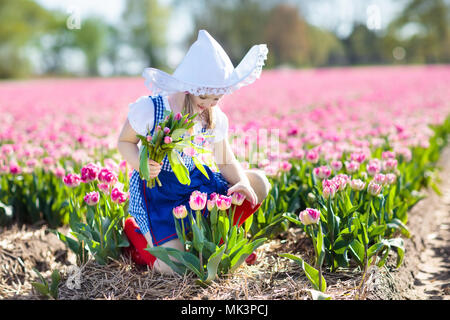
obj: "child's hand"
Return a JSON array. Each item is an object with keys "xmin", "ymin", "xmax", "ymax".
[
  {"xmin": 227, "ymin": 181, "xmax": 258, "ymax": 208},
  {"xmin": 148, "ymin": 159, "xmax": 162, "ymax": 179}
]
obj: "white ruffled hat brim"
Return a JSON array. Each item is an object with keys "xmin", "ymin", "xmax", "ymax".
[{"xmin": 142, "ymin": 44, "xmax": 268, "ymax": 96}]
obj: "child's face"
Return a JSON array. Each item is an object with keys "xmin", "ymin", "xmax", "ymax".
[{"xmin": 190, "ymin": 94, "xmax": 223, "ymax": 113}]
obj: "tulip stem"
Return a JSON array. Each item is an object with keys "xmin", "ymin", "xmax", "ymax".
[{"xmin": 181, "ymin": 219, "xmax": 186, "ymax": 249}]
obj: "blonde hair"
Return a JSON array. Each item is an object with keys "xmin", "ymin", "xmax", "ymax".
[{"xmin": 183, "ymin": 94, "xmax": 215, "ymax": 132}]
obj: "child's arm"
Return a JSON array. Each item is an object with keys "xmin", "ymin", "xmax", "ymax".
[
  {"xmin": 214, "ymin": 138, "xmax": 258, "ymax": 206},
  {"xmin": 117, "ymin": 119, "xmax": 162, "ymax": 176}
]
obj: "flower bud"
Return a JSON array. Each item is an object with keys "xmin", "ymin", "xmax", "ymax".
[
  {"xmin": 350, "ymin": 179, "xmax": 366, "ymax": 191},
  {"xmin": 173, "ymin": 205, "xmax": 188, "ymax": 219},
  {"xmin": 299, "ymin": 208, "xmax": 320, "ymax": 225},
  {"xmin": 216, "ymin": 195, "xmax": 232, "ymax": 211},
  {"xmin": 367, "ymin": 181, "xmax": 382, "ymax": 196},
  {"xmin": 84, "ymin": 191, "xmax": 99, "ymax": 206},
  {"xmin": 164, "ymin": 136, "xmax": 172, "ymax": 144},
  {"xmin": 231, "ymin": 192, "xmax": 246, "ymax": 206},
  {"xmin": 189, "ymin": 190, "xmax": 207, "ymax": 211}
]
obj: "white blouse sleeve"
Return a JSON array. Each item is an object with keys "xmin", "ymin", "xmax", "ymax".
[
  {"xmin": 127, "ymin": 96, "xmax": 155, "ymax": 136},
  {"xmin": 213, "ymin": 107, "xmax": 229, "ymax": 143}
]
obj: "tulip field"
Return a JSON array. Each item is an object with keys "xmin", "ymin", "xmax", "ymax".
[{"xmin": 1, "ymin": 64, "xmax": 450, "ymax": 300}]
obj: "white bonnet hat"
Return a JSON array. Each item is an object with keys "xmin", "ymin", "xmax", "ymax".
[{"xmin": 142, "ymin": 29, "xmax": 268, "ymax": 96}]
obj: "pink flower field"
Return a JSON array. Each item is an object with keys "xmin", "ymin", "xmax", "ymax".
[
  {"xmin": 1, "ymin": 65, "xmax": 448, "ymax": 178},
  {"xmin": 1, "ymin": 64, "xmax": 450, "ymax": 298}
]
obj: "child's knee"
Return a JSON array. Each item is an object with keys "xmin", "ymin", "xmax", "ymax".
[
  {"xmin": 152, "ymin": 238, "xmax": 184, "ymax": 275},
  {"xmin": 153, "ymin": 259, "xmax": 175, "ymax": 275}
]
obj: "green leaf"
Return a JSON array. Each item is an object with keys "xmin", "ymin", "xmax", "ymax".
[
  {"xmin": 368, "ymin": 224, "xmax": 387, "ymax": 238},
  {"xmin": 174, "ymin": 217, "xmax": 186, "ymax": 247},
  {"xmin": 348, "ymin": 239, "xmax": 365, "ymax": 267},
  {"xmin": 367, "ymin": 242, "xmax": 388, "ymax": 259},
  {"xmin": 145, "ymin": 246, "xmax": 187, "ymax": 275},
  {"xmin": 205, "ymin": 245, "xmax": 226, "ymax": 283},
  {"xmin": 86, "ymin": 206, "xmax": 95, "ymax": 228},
  {"xmin": 228, "ymin": 225, "xmax": 238, "ymax": 250},
  {"xmin": 32, "ymin": 268, "xmax": 47, "ymax": 287},
  {"xmin": 307, "ymin": 289, "xmax": 332, "ymax": 300},
  {"xmin": 218, "ymin": 212, "xmax": 230, "ymax": 242},
  {"xmin": 31, "ymin": 282, "xmax": 50, "ymax": 297},
  {"xmin": 139, "ymin": 145, "xmax": 150, "ymax": 181},
  {"xmin": 283, "ymin": 213, "xmax": 303, "ymax": 227},
  {"xmin": 167, "ymin": 249, "xmax": 204, "ymax": 279},
  {"xmin": 192, "ymin": 220, "xmax": 205, "ymax": 253},
  {"xmin": 387, "ymin": 218, "xmax": 411, "ymax": 238},
  {"xmin": 244, "ymin": 213, "xmax": 253, "ymax": 234},
  {"xmin": 315, "ymin": 224, "xmax": 325, "ymax": 266},
  {"xmin": 171, "ymin": 128, "xmax": 188, "ymax": 140},
  {"xmin": 50, "ymin": 230, "xmax": 80, "ymax": 255},
  {"xmin": 280, "ymin": 253, "xmax": 327, "ymax": 292},
  {"xmin": 385, "ymin": 238, "xmax": 405, "ymax": 268},
  {"xmin": 192, "ymin": 156, "xmax": 210, "ymax": 180},
  {"xmin": 49, "ymin": 270, "xmax": 61, "ymax": 299},
  {"xmin": 167, "ymin": 149, "xmax": 190, "ymax": 185},
  {"xmin": 229, "ymin": 238, "xmax": 266, "ymax": 273}
]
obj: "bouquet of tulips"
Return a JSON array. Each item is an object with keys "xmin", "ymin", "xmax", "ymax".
[{"xmin": 137, "ymin": 110, "xmax": 211, "ymax": 188}]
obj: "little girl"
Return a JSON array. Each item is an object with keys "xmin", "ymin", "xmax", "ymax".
[{"xmin": 117, "ymin": 30, "xmax": 271, "ymax": 274}]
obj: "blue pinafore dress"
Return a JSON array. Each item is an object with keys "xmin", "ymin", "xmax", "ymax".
[{"xmin": 128, "ymin": 95, "xmax": 230, "ymax": 246}]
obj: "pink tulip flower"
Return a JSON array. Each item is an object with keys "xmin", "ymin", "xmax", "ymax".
[
  {"xmin": 63, "ymin": 173, "xmax": 81, "ymax": 188},
  {"xmin": 367, "ymin": 181, "xmax": 383, "ymax": 196},
  {"xmin": 189, "ymin": 190, "xmax": 207, "ymax": 211},
  {"xmin": 42, "ymin": 157, "xmax": 54, "ymax": 166},
  {"xmin": 216, "ymin": 194, "xmax": 232, "ymax": 211},
  {"xmin": 386, "ymin": 173, "xmax": 397, "ymax": 185},
  {"xmin": 305, "ymin": 150, "xmax": 319, "ymax": 164},
  {"xmin": 383, "ymin": 159, "xmax": 398, "ymax": 172},
  {"xmin": 231, "ymin": 192, "xmax": 246, "ymax": 206},
  {"xmin": 345, "ymin": 160, "xmax": 360, "ymax": 173},
  {"xmin": 98, "ymin": 182, "xmax": 110, "ymax": 194},
  {"xmin": 382, "ymin": 151, "xmax": 396, "ymax": 160},
  {"xmin": 164, "ymin": 136, "xmax": 172, "ymax": 144},
  {"xmin": 9, "ymin": 162, "xmax": 22, "ymax": 175},
  {"xmin": 374, "ymin": 173, "xmax": 387, "ymax": 186},
  {"xmin": 322, "ymin": 185, "xmax": 336, "ymax": 199},
  {"xmin": 84, "ymin": 191, "xmax": 99, "ymax": 206},
  {"xmin": 366, "ymin": 159, "xmax": 381, "ymax": 176},
  {"xmin": 173, "ymin": 205, "xmax": 188, "ymax": 219},
  {"xmin": 313, "ymin": 165, "xmax": 332, "ymax": 179},
  {"xmin": 26, "ymin": 159, "xmax": 38, "ymax": 168},
  {"xmin": 207, "ymin": 199, "xmax": 216, "ymax": 211},
  {"xmin": 111, "ymin": 187, "xmax": 128, "ymax": 204},
  {"xmin": 98, "ymin": 168, "xmax": 117, "ymax": 186},
  {"xmin": 331, "ymin": 160, "xmax": 343, "ymax": 171},
  {"xmin": 53, "ymin": 167, "xmax": 65, "ymax": 179},
  {"xmin": 299, "ymin": 208, "xmax": 321, "ymax": 225},
  {"xmin": 350, "ymin": 179, "xmax": 366, "ymax": 191},
  {"xmin": 81, "ymin": 163, "xmax": 100, "ymax": 183},
  {"xmin": 194, "ymin": 134, "xmax": 206, "ymax": 145},
  {"xmin": 280, "ymin": 161, "xmax": 292, "ymax": 172},
  {"xmin": 331, "ymin": 174, "xmax": 349, "ymax": 191}
]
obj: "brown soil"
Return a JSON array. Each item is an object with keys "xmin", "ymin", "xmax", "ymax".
[
  {"xmin": 365, "ymin": 145, "xmax": 450, "ymax": 300},
  {"xmin": 1, "ymin": 146, "xmax": 449, "ymax": 300}
]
